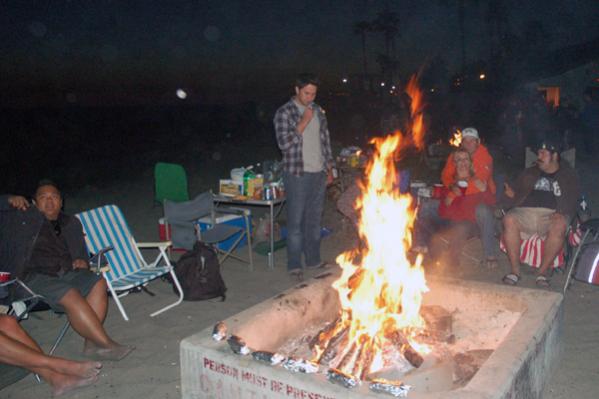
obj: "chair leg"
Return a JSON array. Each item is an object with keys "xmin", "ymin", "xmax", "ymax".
[
  {"xmin": 563, "ymin": 230, "xmax": 590, "ymax": 294},
  {"xmin": 244, "ymin": 213, "xmax": 254, "ymax": 271},
  {"xmin": 150, "ymin": 268, "xmax": 184, "ymax": 318},
  {"xmin": 108, "ymin": 282, "xmax": 129, "ymax": 321}
]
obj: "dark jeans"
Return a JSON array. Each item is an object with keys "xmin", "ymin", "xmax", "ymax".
[
  {"xmin": 283, "ymin": 171, "xmax": 327, "ymax": 271},
  {"xmin": 413, "ymin": 198, "xmax": 498, "ymax": 259}
]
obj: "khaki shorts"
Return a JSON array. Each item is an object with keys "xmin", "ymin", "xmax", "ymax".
[{"xmin": 507, "ymin": 207, "xmax": 556, "ymax": 239}]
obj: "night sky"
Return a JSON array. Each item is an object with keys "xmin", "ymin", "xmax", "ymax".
[{"xmin": 2, "ymin": 0, "xmax": 598, "ymax": 106}]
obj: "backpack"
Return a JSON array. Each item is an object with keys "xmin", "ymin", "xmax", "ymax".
[{"xmin": 174, "ymin": 242, "xmax": 227, "ymax": 301}]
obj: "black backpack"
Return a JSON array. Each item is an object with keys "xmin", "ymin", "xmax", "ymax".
[{"xmin": 174, "ymin": 242, "xmax": 226, "ymax": 301}]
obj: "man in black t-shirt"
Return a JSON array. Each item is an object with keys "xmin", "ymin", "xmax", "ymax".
[{"xmin": 501, "ymin": 138, "xmax": 580, "ymax": 287}]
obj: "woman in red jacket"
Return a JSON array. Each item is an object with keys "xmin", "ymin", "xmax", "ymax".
[{"xmin": 436, "ymin": 148, "xmax": 497, "ymax": 268}]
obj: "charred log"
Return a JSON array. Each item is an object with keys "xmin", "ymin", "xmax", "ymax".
[{"xmin": 385, "ymin": 330, "xmax": 424, "ymax": 368}]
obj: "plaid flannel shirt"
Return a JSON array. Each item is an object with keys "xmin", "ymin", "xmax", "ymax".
[{"xmin": 274, "ymin": 98, "xmax": 334, "ymax": 176}]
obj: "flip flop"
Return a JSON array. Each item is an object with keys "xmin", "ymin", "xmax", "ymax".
[
  {"xmin": 535, "ymin": 274, "xmax": 550, "ymax": 288},
  {"xmin": 502, "ymin": 273, "xmax": 520, "ymax": 286}
]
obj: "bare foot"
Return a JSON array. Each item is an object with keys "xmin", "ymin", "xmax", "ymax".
[
  {"xmin": 83, "ymin": 344, "xmax": 135, "ymax": 361},
  {"xmin": 51, "ymin": 374, "xmax": 98, "ymax": 397},
  {"xmin": 52, "ymin": 358, "xmax": 102, "ymax": 378}
]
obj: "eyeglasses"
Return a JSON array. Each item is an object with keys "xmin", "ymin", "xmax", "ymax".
[{"xmin": 52, "ymin": 221, "xmax": 61, "ymax": 236}]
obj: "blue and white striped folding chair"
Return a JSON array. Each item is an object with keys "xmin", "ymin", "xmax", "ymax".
[{"xmin": 76, "ymin": 205, "xmax": 183, "ymax": 321}]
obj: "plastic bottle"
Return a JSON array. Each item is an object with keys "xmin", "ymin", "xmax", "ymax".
[{"xmin": 243, "ymin": 165, "xmax": 256, "ymax": 196}]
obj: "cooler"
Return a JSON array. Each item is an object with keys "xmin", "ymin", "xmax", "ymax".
[
  {"xmin": 196, "ymin": 212, "xmax": 252, "ymax": 251},
  {"xmin": 158, "ymin": 217, "xmax": 187, "ymax": 252}
]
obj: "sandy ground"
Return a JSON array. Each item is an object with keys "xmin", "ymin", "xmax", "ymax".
[{"xmin": 2, "ymin": 163, "xmax": 599, "ymax": 399}]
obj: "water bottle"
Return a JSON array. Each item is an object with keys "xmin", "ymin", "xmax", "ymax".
[{"xmin": 243, "ymin": 166, "xmax": 256, "ymax": 196}]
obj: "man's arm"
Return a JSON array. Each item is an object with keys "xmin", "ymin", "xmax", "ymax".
[
  {"xmin": 274, "ymin": 105, "xmax": 301, "ymax": 152},
  {"xmin": 0, "ymin": 195, "xmax": 30, "ymax": 211},
  {"xmin": 440, "ymin": 153, "xmax": 455, "ymax": 188},
  {"xmin": 64, "ymin": 216, "xmax": 90, "ymax": 270}
]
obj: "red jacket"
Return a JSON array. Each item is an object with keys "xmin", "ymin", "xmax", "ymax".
[{"xmin": 441, "ymin": 144, "xmax": 496, "ymax": 196}]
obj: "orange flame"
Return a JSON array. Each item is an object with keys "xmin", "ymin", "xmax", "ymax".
[
  {"xmin": 311, "ymin": 76, "xmax": 430, "ymax": 378},
  {"xmin": 405, "ymin": 75, "xmax": 425, "ymax": 151},
  {"xmin": 449, "ymin": 129, "xmax": 462, "ymax": 147},
  {"xmin": 321, "ymin": 132, "xmax": 428, "ymax": 375}
]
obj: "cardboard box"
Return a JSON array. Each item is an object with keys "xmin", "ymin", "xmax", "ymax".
[
  {"xmin": 196, "ymin": 213, "xmax": 252, "ymax": 251},
  {"xmin": 219, "ymin": 179, "xmax": 243, "ymax": 197}
]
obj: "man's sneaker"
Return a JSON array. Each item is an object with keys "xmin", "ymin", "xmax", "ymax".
[
  {"xmin": 288, "ymin": 269, "xmax": 304, "ymax": 281},
  {"xmin": 306, "ymin": 262, "xmax": 331, "ymax": 270}
]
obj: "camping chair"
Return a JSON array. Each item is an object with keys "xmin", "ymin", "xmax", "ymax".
[
  {"xmin": 164, "ymin": 191, "xmax": 254, "ymax": 271},
  {"xmin": 76, "ymin": 205, "xmax": 184, "ymax": 321},
  {"xmin": 154, "ymin": 162, "xmax": 189, "ymax": 205},
  {"xmin": 563, "ymin": 218, "xmax": 599, "ymax": 293},
  {"xmin": 1, "ymin": 277, "xmax": 71, "ymax": 385}
]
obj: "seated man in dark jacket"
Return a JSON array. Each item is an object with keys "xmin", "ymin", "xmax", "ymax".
[
  {"xmin": 501, "ymin": 137, "xmax": 580, "ymax": 287},
  {"xmin": 1, "ymin": 181, "xmax": 133, "ymax": 360}
]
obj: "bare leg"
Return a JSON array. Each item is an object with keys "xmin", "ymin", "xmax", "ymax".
[
  {"xmin": 58, "ymin": 288, "xmax": 133, "ymax": 361},
  {"xmin": 538, "ymin": 213, "xmax": 568, "ymax": 277},
  {"xmin": 0, "ymin": 315, "xmax": 101, "ymax": 396},
  {"xmin": 503, "ymin": 213, "xmax": 522, "ymax": 276},
  {"xmin": 81, "ymin": 279, "xmax": 109, "ymax": 353}
]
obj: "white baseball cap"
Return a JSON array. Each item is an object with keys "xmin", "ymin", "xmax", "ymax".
[{"xmin": 462, "ymin": 127, "xmax": 479, "ymax": 139}]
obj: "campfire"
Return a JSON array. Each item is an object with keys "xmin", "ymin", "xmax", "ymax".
[
  {"xmin": 449, "ymin": 129, "xmax": 462, "ymax": 147},
  {"xmin": 307, "ymin": 78, "xmax": 437, "ymax": 386}
]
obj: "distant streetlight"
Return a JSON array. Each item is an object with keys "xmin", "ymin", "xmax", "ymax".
[
  {"xmin": 430, "ymin": 88, "xmax": 435, "ymax": 92},
  {"xmin": 342, "ymin": 78, "xmax": 348, "ymax": 83},
  {"xmin": 479, "ymin": 73, "xmax": 486, "ymax": 80},
  {"xmin": 176, "ymin": 89, "xmax": 187, "ymax": 99},
  {"xmin": 380, "ymin": 82, "xmax": 386, "ymax": 87},
  {"xmin": 391, "ymin": 85, "xmax": 396, "ymax": 90}
]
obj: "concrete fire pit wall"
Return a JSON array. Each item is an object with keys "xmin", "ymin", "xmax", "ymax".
[{"xmin": 181, "ymin": 271, "xmax": 563, "ymax": 399}]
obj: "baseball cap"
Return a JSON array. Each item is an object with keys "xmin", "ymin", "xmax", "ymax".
[
  {"xmin": 537, "ymin": 138, "xmax": 561, "ymax": 154},
  {"xmin": 461, "ymin": 127, "xmax": 479, "ymax": 139}
]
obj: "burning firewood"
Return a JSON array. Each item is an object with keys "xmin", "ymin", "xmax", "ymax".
[
  {"xmin": 313, "ymin": 324, "xmax": 349, "ymax": 365},
  {"xmin": 352, "ymin": 337, "xmax": 376, "ymax": 380},
  {"xmin": 309, "ymin": 318, "xmax": 341, "ymax": 350},
  {"xmin": 385, "ymin": 330, "xmax": 424, "ymax": 368}
]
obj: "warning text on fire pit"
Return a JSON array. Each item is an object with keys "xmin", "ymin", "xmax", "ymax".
[{"xmin": 203, "ymin": 357, "xmax": 336, "ymax": 399}]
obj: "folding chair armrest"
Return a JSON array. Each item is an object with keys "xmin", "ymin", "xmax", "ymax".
[
  {"xmin": 89, "ymin": 246, "xmax": 113, "ymax": 273},
  {"xmin": 137, "ymin": 241, "xmax": 172, "ymax": 249},
  {"xmin": 218, "ymin": 206, "xmax": 251, "ymax": 216}
]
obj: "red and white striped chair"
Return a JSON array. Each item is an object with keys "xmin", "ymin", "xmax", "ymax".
[{"xmin": 500, "ymin": 223, "xmax": 583, "ymax": 269}]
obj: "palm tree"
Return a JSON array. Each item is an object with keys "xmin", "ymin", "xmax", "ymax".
[
  {"xmin": 372, "ymin": 9, "xmax": 400, "ymax": 59},
  {"xmin": 372, "ymin": 9, "xmax": 400, "ymax": 83},
  {"xmin": 437, "ymin": 0, "xmax": 480, "ymax": 72},
  {"xmin": 353, "ymin": 21, "xmax": 372, "ymax": 77}
]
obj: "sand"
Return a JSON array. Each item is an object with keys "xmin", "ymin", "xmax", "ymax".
[{"xmin": 2, "ymin": 161, "xmax": 599, "ymax": 399}]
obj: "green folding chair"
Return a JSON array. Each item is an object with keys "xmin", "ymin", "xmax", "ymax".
[{"xmin": 154, "ymin": 162, "xmax": 189, "ymax": 205}]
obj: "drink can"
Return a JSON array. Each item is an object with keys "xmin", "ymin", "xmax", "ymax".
[{"xmin": 264, "ymin": 185, "xmax": 273, "ymax": 201}]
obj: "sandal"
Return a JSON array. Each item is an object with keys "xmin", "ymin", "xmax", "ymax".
[
  {"xmin": 502, "ymin": 273, "xmax": 520, "ymax": 286},
  {"xmin": 535, "ymin": 274, "xmax": 550, "ymax": 288}
]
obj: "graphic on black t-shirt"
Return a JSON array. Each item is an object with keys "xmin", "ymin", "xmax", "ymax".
[{"xmin": 521, "ymin": 171, "xmax": 560, "ymax": 209}]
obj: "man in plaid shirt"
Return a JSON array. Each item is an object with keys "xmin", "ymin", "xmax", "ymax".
[{"xmin": 274, "ymin": 73, "xmax": 334, "ymax": 279}]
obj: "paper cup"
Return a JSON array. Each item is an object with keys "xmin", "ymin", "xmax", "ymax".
[
  {"xmin": 432, "ymin": 184, "xmax": 444, "ymax": 199},
  {"xmin": 0, "ymin": 272, "xmax": 11, "ymax": 283}
]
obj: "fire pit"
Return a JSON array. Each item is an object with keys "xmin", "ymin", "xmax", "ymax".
[
  {"xmin": 181, "ymin": 272, "xmax": 562, "ymax": 398},
  {"xmin": 181, "ymin": 80, "xmax": 562, "ymax": 398}
]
